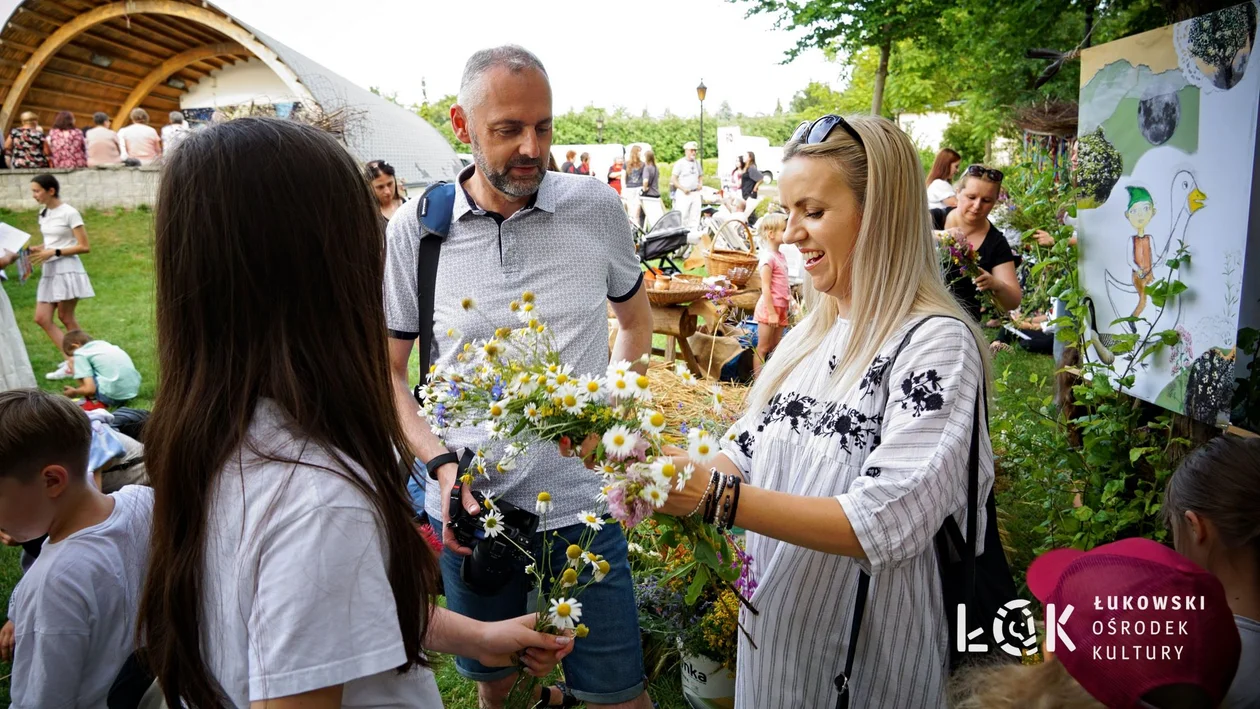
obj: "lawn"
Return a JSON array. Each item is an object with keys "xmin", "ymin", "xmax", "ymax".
[{"xmin": 0, "ymin": 207, "xmax": 1056, "ymax": 705}]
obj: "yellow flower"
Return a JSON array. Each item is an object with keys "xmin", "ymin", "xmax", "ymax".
[
  {"xmin": 561, "ymin": 568, "xmax": 578, "ymax": 588},
  {"xmin": 460, "ymin": 473, "xmax": 473, "ymax": 485},
  {"xmin": 522, "ymin": 291, "xmax": 536, "ymax": 303},
  {"xmin": 509, "ymin": 301, "xmax": 521, "ymax": 312},
  {"xmin": 566, "ymin": 544, "xmax": 582, "ymax": 560},
  {"xmin": 495, "ymin": 327, "xmax": 512, "ymax": 339},
  {"xmin": 460, "ymin": 297, "xmax": 476, "ymax": 311},
  {"xmin": 555, "ymin": 373, "xmax": 569, "ymax": 385},
  {"xmin": 575, "ymin": 623, "xmax": 589, "ymax": 638}
]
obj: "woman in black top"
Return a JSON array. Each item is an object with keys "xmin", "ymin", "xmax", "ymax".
[
  {"xmin": 740, "ymin": 151, "xmax": 763, "ymax": 201},
  {"xmin": 930, "ymin": 165, "xmax": 1022, "ymax": 322}
]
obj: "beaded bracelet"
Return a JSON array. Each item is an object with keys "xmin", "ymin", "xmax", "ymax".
[
  {"xmin": 705, "ymin": 472, "xmax": 728, "ymax": 525},
  {"xmin": 721, "ymin": 475, "xmax": 743, "ymax": 531},
  {"xmin": 686, "ymin": 469, "xmax": 720, "ymax": 518}
]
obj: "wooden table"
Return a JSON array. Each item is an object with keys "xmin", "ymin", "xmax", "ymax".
[{"xmin": 649, "ymin": 303, "xmax": 703, "ymax": 376}]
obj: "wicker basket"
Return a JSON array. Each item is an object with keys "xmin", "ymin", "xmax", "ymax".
[
  {"xmin": 707, "ymin": 249, "xmax": 759, "ymax": 278},
  {"xmin": 726, "ymin": 266, "xmax": 753, "ymax": 288},
  {"xmin": 648, "ymin": 285, "xmax": 710, "ymax": 306}
]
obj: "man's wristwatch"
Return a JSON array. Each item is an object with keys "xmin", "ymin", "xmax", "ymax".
[{"xmin": 424, "ymin": 451, "xmax": 460, "ymax": 481}]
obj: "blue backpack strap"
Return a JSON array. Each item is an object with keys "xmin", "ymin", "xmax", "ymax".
[{"xmin": 414, "ymin": 182, "xmax": 457, "ymax": 397}]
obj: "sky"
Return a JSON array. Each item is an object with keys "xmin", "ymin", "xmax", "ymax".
[{"xmin": 212, "ymin": 0, "xmax": 844, "ymax": 117}]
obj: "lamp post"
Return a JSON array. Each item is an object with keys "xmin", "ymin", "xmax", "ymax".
[
  {"xmin": 696, "ymin": 80, "xmax": 707, "ymax": 164},
  {"xmin": 596, "ymin": 113, "xmax": 605, "ymax": 144}
]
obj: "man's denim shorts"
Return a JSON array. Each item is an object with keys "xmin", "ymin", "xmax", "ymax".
[{"xmin": 433, "ymin": 518, "xmax": 647, "ymax": 704}]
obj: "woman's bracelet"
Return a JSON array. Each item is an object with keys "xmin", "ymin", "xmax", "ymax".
[
  {"xmin": 722, "ymin": 475, "xmax": 742, "ymax": 531},
  {"xmin": 703, "ymin": 470, "xmax": 727, "ymax": 525},
  {"xmin": 687, "ymin": 469, "xmax": 720, "ymax": 518}
]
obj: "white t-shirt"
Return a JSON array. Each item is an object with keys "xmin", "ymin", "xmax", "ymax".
[
  {"xmin": 926, "ymin": 179, "xmax": 956, "ymax": 210},
  {"xmin": 9, "ymin": 485, "xmax": 154, "ymax": 709},
  {"xmin": 37, "ymin": 203, "xmax": 84, "ymax": 253},
  {"xmin": 201, "ymin": 399, "xmax": 442, "ymax": 707},
  {"xmin": 672, "ymin": 158, "xmax": 703, "ymax": 191}
]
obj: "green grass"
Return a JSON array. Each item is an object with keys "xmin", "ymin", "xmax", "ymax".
[{"xmin": 0, "ymin": 207, "xmax": 1057, "ymax": 706}]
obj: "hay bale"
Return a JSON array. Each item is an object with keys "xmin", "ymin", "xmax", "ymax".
[{"xmin": 648, "ymin": 362, "xmax": 749, "ymax": 435}]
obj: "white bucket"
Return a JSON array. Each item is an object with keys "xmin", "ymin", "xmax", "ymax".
[{"xmin": 679, "ymin": 649, "xmax": 736, "ymax": 708}]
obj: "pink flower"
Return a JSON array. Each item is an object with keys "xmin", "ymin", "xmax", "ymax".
[{"xmin": 607, "ymin": 484, "xmax": 653, "ymax": 528}]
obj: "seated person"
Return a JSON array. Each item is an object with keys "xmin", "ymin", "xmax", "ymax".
[
  {"xmin": 61, "ymin": 329, "xmax": 141, "ymax": 407},
  {"xmin": 0, "ymin": 389, "xmax": 154, "ymax": 707}
]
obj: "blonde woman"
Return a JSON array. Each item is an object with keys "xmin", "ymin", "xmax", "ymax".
[{"xmin": 659, "ymin": 114, "xmax": 993, "ymax": 708}]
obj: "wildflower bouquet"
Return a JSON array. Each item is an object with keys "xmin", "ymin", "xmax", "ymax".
[{"xmin": 935, "ymin": 229, "xmax": 1002, "ymax": 316}]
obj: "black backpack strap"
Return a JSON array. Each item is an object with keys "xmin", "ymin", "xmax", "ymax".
[
  {"xmin": 834, "ymin": 314, "xmax": 982, "ymax": 704},
  {"xmin": 412, "ymin": 182, "xmax": 456, "ymax": 394}
]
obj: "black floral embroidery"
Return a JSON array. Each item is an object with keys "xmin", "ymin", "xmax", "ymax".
[
  {"xmin": 859, "ymin": 355, "xmax": 892, "ymax": 398},
  {"xmin": 763, "ymin": 392, "xmax": 819, "ymax": 433},
  {"xmin": 735, "ymin": 430, "xmax": 755, "ymax": 459},
  {"xmin": 828, "ymin": 354, "xmax": 839, "ymax": 374},
  {"xmin": 864, "ymin": 467, "xmax": 882, "ymax": 478},
  {"xmin": 894, "ymin": 370, "xmax": 946, "ymax": 417}
]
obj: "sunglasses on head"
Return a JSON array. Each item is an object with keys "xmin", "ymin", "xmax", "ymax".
[
  {"xmin": 965, "ymin": 164, "xmax": 1004, "ymax": 183},
  {"xmin": 790, "ymin": 114, "xmax": 864, "ymax": 148}
]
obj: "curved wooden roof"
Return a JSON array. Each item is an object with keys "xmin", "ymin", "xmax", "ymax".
[{"xmin": 0, "ymin": 0, "xmax": 312, "ymax": 131}]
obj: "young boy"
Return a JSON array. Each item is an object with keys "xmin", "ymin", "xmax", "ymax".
[
  {"xmin": 61, "ymin": 329, "xmax": 141, "ymax": 407},
  {"xmin": 0, "ymin": 389, "xmax": 153, "ymax": 707}
]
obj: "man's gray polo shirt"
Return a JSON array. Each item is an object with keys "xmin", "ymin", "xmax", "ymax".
[{"xmin": 384, "ymin": 166, "xmax": 643, "ymax": 530}]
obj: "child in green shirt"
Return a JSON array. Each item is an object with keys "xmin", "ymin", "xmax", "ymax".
[{"xmin": 61, "ymin": 329, "xmax": 140, "ymax": 406}]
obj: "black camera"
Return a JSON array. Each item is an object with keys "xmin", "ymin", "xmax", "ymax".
[{"xmin": 448, "ymin": 480, "xmax": 539, "ymax": 596}]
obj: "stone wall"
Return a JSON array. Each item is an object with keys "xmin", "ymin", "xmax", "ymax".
[{"xmin": 0, "ymin": 166, "xmax": 159, "ymax": 211}]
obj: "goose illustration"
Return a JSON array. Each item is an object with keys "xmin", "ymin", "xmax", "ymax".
[
  {"xmin": 1082, "ymin": 296, "xmax": 1118, "ymax": 365},
  {"xmin": 1103, "ymin": 170, "xmax": 1206, "ymax": 333}
]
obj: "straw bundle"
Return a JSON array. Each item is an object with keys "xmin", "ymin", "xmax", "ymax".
[{"xmin": 647, "ymin": 362, "xmax": 750, "ymax": 435}]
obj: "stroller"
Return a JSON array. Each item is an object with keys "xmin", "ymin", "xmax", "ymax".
[{"xmin": 638, "ymin": 210, "xmax": 691, "ymax": 274}]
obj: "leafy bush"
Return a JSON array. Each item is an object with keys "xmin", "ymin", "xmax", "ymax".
[
  {"xmin": 942, "ymin": 119, "xmax": 988, "ymax": 167},
  {"xmin": 1075, "ymin": 127, "xmax": 1123, "ymax": 205}
]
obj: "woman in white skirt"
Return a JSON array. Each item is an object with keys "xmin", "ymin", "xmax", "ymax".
[
  {"xmin": 0, "ymin": 249, "xmax": 36, "ymax": 391},
  {"xmin": 27, "ymin": 174, "xmax": 93, "ymax": 379},
  {"xmin": 660, "ymin": 115, "xmax": 994, "ymax": 708}
]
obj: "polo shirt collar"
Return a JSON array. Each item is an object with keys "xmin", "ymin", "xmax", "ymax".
[{"xmin": 453, "ymin": 163, "xmax": 555, "ymax": 220}]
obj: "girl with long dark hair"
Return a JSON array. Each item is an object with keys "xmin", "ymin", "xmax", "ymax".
[
  {"xmin": 925, "ymin": 147, "xmax": 961, "ymax": 209},
  {"xmin": 366, "ymin": 159, "xmax": 405, "ymax": 221},
  {"xmin": 138, "ymin": 117, "xmax": 572, "ymax": 708}
]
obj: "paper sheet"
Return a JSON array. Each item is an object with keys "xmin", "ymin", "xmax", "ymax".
[{"xmin": 0, "ymin": 223, "xmax": 31, "ymax": 256}]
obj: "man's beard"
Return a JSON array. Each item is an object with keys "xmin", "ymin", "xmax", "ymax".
[{"xmin": 470, "ymin": 133, "xmax": 546, "ymax": 198}]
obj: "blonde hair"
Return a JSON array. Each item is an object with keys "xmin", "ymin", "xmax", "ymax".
[
  {"xmin": 756, "ymin": 212, "xmax": 787, "ymax": 250},
  {"xmin": 949, "ymin": 659, "xmax": 1104, "ymax": 709},
  {"xmin": 130, "ymin": 108, "xmax": 150, "ymax": 124},
  {"xmin": 746, "ymin": 115, "xmax": 989, "ymax": 413}
]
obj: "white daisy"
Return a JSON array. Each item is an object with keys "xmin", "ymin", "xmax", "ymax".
[
  {"xmin": 513, "ymin": 372, "xmax": 539, "ymax": 396},
  {"xmin": 446, "ymin": 327, "xmax": 463, "ymax": 341},
  {"xmin": 595, "ymin": 484, "xmax": 612, "ymax": 503},
  {"xmin": 640, "ymin": 483, "xmax": 668, "ymax": 509},
  {"xmin": 495, "ymin": 457, "xmax": 515, "ymax": 474},
  {"xmin": 678, "ymin": 369, "xmax": 698, "ymax": 386},
  {"xmin": 523, "ymin": 403, "xmax": 542, "ymax": 424},
  {"xmin": 649, "ymin": 459, "xmax": 678, "ymax": 488},
  {"xmin": 606, "ymin": 359, "xmax": 634, "ymax": 379},
  {"xmin": 578, "ymin": 375, "xmax": 606, "ymax": 402},
  {"xmin": 640, "ymin": 410, "xmax": 667, "ymax": 436},
  {"xmin": 592, "ymin": 558, "xmax": 611, "ymax": 583},
  {"xmin": 524, "ymin": 563, "xmax": 536, "ymax": 576},
  {"xmin": 535, "ymin": 491, "xmax": 552, "ymax": 515},
  {"xmin": 630, "ymin": 373, "xmax": 653, "ymax": 400},
  {"xmin": 676, "ymin": 462, "xmax": 696, "ymax": 491},
  {"xmin": 481, "ymin": 509, "xmax": 505, "ymax": 538},
  {"xmin": 578, "ymin": 511, "xmax": 605, "ymax": 532},
  {"xmin": 687, "ymin": 429, "xmax": 719, "ymax": 464},
  {"xmin": 608, "ymin": 374, "xmax": 635, "ymax": 400},
  {"xmin": 566, "ymin": 543, "xmax": 584, "ymax": 567},
  {"xmin": 481, "ymin": 339, "xmax": 504, "ymax": 361},
  {"xmin": 547, "ymin": 597, "xmax": 582, "ymax": 632},
  {"xmin": 555, "ymin": 383, "xmax": 585, "ymax": 415},
  {"xmin": 597, "ymin": 462, "xmax": 619, "ymax": 477},
  {"xmin": 627, "ymin": 542, "xmax": 646, "ymax": 555},
  {"xmin": 673, "ymin": 361, "xmax": 690, "ymax": 377},
  {"xmin": 505, "ymin": 443, "xmax": 524, "ymax": 458},
  {"xmin": 711, "ymin": 385, "xmax": 725, "ymax": 413},
  {"xmin": 601, "ymin": 425, "xmax": 638, "ymax": 458},
  {"xmin": 488, "ymin": 399, "xmax": 509, "ymax": 420}
]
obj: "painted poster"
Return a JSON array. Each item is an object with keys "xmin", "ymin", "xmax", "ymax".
[{"xmin": 1075, "ymin": 1, "xmax": 1260, "ymax": 425}]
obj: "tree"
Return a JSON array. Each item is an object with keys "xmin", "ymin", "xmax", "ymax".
[
  {"xmin": 413, "ymin": 94, "xmax": 463, "ymax": 152},
  {"xmin": 834, "ymin": 42, "xmax": 957, "ymax": 117},
  {"xmin": 740, "ymin": 0, "xmax": 950, "ymax": 115},
  {"xmin": 789, "ymin": 81, "xmax": 844, "ymax": 114},
  {"xmin": 1186, "ymin": 2, "xmax": 1257, "ymax": 89},
  {"xmin": 716, "ymin": 101, "xmax": 736, "ymax": 120}
]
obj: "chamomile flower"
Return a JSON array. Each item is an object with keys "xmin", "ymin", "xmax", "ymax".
[
  {"xmin": 688, "ymin": 428, "xmax": 719, "ymax": 464},
  {"xmin": 578, "ymin": 511, "xmax": 605, "ymax": 532},
  {"xmin": 630, "ymin": 374, "xmax": 653, "ymax": 400},
  {"xmin": 575, "ymin": 623, "xmax": 590, "ymax": 638},
  {"xmin": 460, "ymin": 297, "xmax": 477, "ymax": 311},
  {"xmin": 607, "ymin": 359, "xmax": 634, "ymax": 379},
  {"xmin": 566, "ymin": 544, "xmax": 584, "ymax": 567},
  {"xmin": 524, "ymin": 563, "xmax": 535, "ymax": 576},
  {"xmin": 481, "ymin": 340, "xmax": 504, "ymax": 361},
  {"xmin": 592, "ymin": 559, "xmax": 611, "ymax": 582},
  {"xmin": 711, "ymin": 385, "xmax": 725, "ymax": 413},
  {"xmin": 608, "ymin": 373, "xmax": 634, "ymax": 400},
  {"xmin": 597, "ymin": 462, "xmax": 619, "ymax": 477},
  {"xmin": 488, "ymin": 399, "xmax": 508, "ymax": 419},
  {"xmin": 678, "ymin": 369, "xmax": 698, "ymax": 386},
  {"xmin": 495, "ymin": 457, "xmax": 515, "ymax": 474},
  {"xmin": 595, "ymin": 484, "xmax": 612, "ymax": 503},
  {"xmin": 481, "ymin": 509, "xmax": 505, "ymax": 538},
  {"xmin": 515, "ymin": 303, "xmax": 536, "ymax": 323},
  {"xmin": 522, "ymin": 291, "xmax": 536, "ymax": 303},
  {"xmin": 640, "ymin": 410, "xmax": 667, "ymax": 435},
  {"xmin": 483, "ymin": 420, "xmax": 504, "ymax": 439},
  {"xmin": 578, "ymin": 375, "xmax": 606, "ymax": 401},
  {"xmin": 676, "ymin": 462, "xmax": 696, "ymax": 491},
  {"xmin": 513, "ymin": 372, "xmax": 539, "ymax": 397},
  {"xmin": 561, "ymin": 568, "xmax": 579, "ymax": 588},
  {"xmin": 446, "ymin": 327, "xmax": 462, "ymax": 341},
  {"xmin": 547, "ymin": 597, "xmax": 582, "ymax": 632},
  {"xmin": 536, "ymin": 491, "xmax": 552, "ymax": 515},
  {"xmin": 601, "ymin": 425, "xmax": 638, "ymax": 459},
  {"xmin": 640, "ymin": 483, "xmax": 668, "ymax": 508},
  {"xmin": 650, "ymin": 459, "xmax": 677, "ymax": 487},
  {"xmin": 627, "ymin": 542, "xmax": 646, "ymax": 555},
  {"xmin": 673, "ymin": 361, "xmax": 690, "ymax": 378},
  {"xmin": 555, "ymin": 383, "xmax": 585, "ymax": 415}
]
